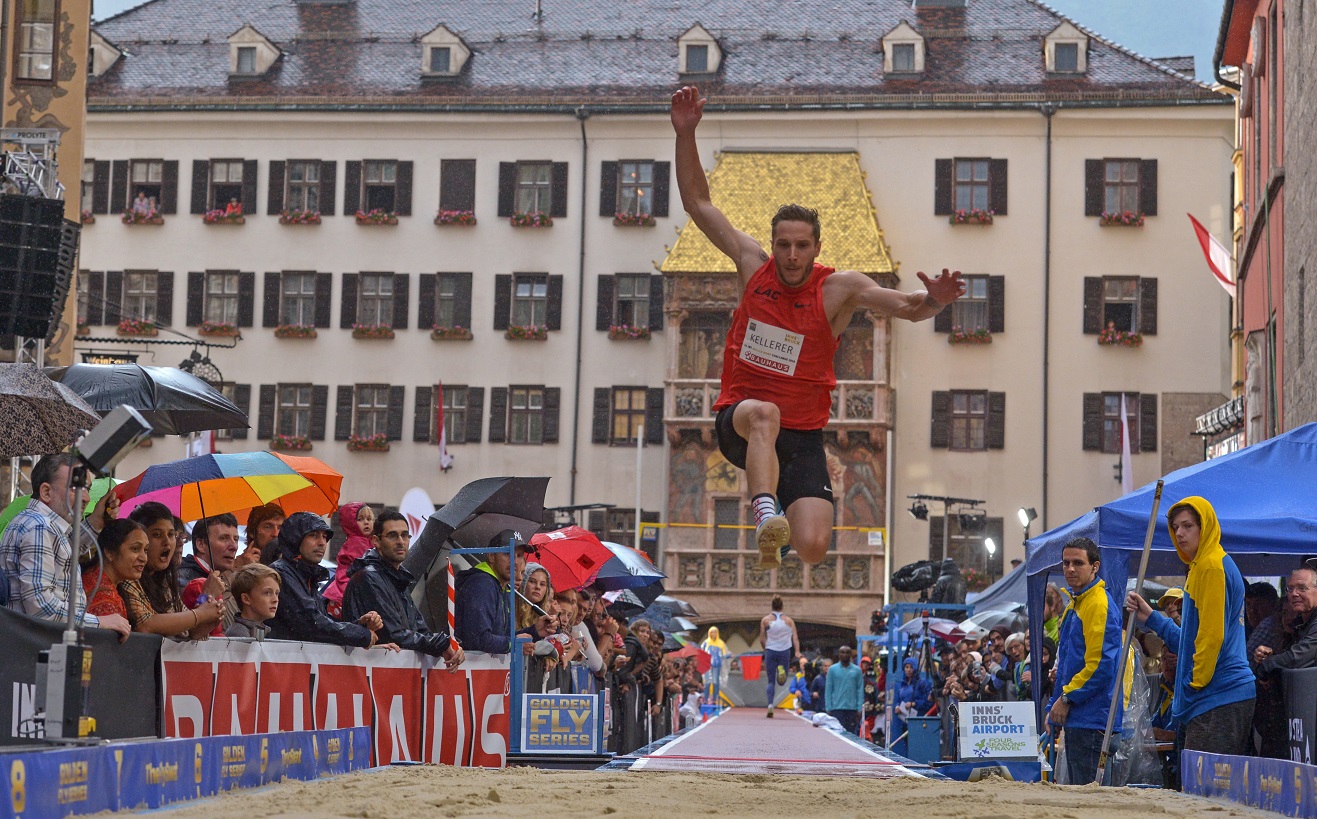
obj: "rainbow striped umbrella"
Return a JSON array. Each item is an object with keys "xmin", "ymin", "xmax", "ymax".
[{"xmin": 114, "ymin": 451, "xmax": 341, "ymax": 522}]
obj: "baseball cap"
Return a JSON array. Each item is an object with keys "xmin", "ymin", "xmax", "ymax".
[{"xmin": 961, "ymin": 626, "xmax": 988, "ymax": 642}]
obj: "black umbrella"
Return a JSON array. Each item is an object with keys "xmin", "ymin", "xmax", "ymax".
[
  {"xmin": 46, "ymin": 363, "xmax": 247, "ymax": 436},
  {"xmin": 404, "ymin": 476, "xmax": 550, "ymax": 631},
  {"xmin": 0, "ymin": 364, "xmax": 102, "ymax": 458},
  {"xmin": 604, "ymin": 583, "xmax": 665, "ymax": 620}
]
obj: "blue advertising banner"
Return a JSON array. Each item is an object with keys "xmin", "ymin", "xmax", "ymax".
[
  {"xmin": 519, "ymin": 694, "xmax": 600, "ymax": 755},
  {"xmin": 1183, "ymin": 751, "xmax": 1317, "ymax": 818}
]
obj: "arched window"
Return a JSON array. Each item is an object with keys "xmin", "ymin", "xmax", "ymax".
[{"xmin": 834, "ymin": 312, "xmax": 874, "ymax": 381}]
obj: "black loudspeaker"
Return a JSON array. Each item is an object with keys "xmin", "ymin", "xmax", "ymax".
[{"xmin": 0, "ymin": 193, "xmax": 80, "ymax": 340}]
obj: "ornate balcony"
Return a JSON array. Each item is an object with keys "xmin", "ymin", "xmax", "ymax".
[{"xmin": 668, "ymin": 379, "xmax": 892, "ymax": 426}]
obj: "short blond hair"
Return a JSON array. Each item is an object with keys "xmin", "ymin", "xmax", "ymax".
[{"xmin": 231, "ymin": 563, "xmax": 280, "ymax": 603}]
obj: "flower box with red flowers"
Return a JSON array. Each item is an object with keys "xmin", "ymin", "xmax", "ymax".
[
  {"xmin": 121, "ymin": 210, "xmax": 164, "ymax": 225},
  {"xmin": 202, "ymin": 208, "xmax": 245, "ymax": 225},
  {"xmin": 949, "ymin": 326, "xmax": 992, "ymax": 344},
  {"xmin": 355, "ymin": 209, "xmax": 398, "ymax": 226},
  {"xmin": 347, "ymin": 433, "xmax": 390, "ymax": 453},
  {"xmin": 434, "ymin": 210, "xmax": 476, "ymax": 226},
  {"xmin": 116, "ymin": 318, "xmax": 158, "ymax": 337},
  {"xmin": 274, "ymin": 324, "xmax": 317, "ymax": 339},
  {"xmin": 76, "ymin": 322, "xmax": 91, "ymax": 336},
  {"xmin": 431, "ymin": 325, "xmax": 473, "ymax": 341},
  {"xmin": 949, "ymin": 208, "xmax": 994, "ymax": 226},
  {"xmin": 608, "ymin": 324, "xmax": 650, "ymax": 340},
  {"xmin": 1098, "ymin": 327, "xmax": 1143, "ymax": 347},
  {"xmin": 270, "ymin": 434, "xmax": 312, "ymax": 452},
  {"xmin": 962, "ymin": 567, "xmax": 992, "ymax": 592},
  {"xmin": 613, "ymin": 212, "xmax": 656, "ymax": 227},
  {"xmin": 351, "ymin": 323, "xmax": 395, "ymax": 340},
  {"xmin": 279, "ymin": 209, "xmax": 321, "ymax": 225},
  {"xmin": 1100, "ymin": 210, "xmax": 1145, "ymax": 228},
  {"xmin": 199, "ymin": 320, "xmax": 239, "ymax": 337},
  {"xmin": 504, "ymin": 324, "xmax": 548, "ymax": 341},
  {"xmin": 80, "ymin": 210, "xmax": 95, "ymax": 225},
  {"xmin": 510, "ymin": 211, "xmax": 552, "ymax": 228}
]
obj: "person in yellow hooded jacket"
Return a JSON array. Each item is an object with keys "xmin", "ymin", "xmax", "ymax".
[
  {"xmin": 701, "ymin": 626, "xmax": 730, "ymax": 703},
  {"xmin": 1126, "ymin": 496, "xmax": 1255, "ymax": 760}
]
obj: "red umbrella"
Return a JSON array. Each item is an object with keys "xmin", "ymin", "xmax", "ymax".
[
  {"xmin": 529, "ymin": 525, "xmax": 614, "ymax": 592},
  {"xmin": 670, "ymin": 644, "xmax": 712, "ymax": 675}
]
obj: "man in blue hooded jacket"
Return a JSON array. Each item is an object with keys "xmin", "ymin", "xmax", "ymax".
[{"xmin": 454, "ymin": 529, "xmax": 554, "ymax": 654}]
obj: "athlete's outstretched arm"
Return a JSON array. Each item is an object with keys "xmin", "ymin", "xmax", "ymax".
[
  {"xmin": 842, "ymin": 268, "xmax": 966, "ymax": 322},
  {"xmin": 672, "ymin": 86, "xmax": 765, "ymax": 285}
]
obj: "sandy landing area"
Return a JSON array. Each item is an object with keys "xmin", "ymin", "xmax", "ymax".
[{"xmin": 132, "ymin": 764, "xmax": 1270, "ymax": 818}]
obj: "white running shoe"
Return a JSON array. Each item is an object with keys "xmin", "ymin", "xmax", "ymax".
[
  {"xmin": 755, "ymin": 515, "xmax": 790, "ymax": 569},
  {"xmin": 766, "ymin": 706, "xmax": 774, "ymax": 718}
]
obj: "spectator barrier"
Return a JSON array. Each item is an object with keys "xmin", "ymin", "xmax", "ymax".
[
  {"xmin": 1183, "ymin": 751, "xmax": 1317, "ymax": 817},
  {"xmin": 1284, "ymin": 667, "xmax": 1317, "ymax": 766}
]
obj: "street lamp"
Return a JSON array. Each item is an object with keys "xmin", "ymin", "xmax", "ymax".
[{"xmin": 1018, "ymin": 507, "xmax": 1038, "ymax": 539}]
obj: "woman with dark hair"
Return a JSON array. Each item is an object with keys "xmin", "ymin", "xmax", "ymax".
[
  {"xmin": 82, "ymin": 519, "xmax": 149, "ymax": 619},
  {"xmin": 119, "ymin": 502, "xmax": 222, "ymax": 637}
]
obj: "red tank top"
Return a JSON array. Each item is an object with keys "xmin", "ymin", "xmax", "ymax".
[{"xmin": 713, "ymin": 259, "xmax": 838, "ymax": 430}]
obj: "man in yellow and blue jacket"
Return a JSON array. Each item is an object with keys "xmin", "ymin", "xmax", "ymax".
[{"xmin": 1127, "ymin": 496, "xmax": 1255, "ymax": 759}]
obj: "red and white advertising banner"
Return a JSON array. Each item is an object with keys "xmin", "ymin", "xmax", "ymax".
[{"xmin": 161, "ymin": 641, "xmax": 510, "ymax": 768}]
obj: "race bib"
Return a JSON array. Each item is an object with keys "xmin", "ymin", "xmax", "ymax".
[{"xmin": 740, "ymin": 319, "xmax": 804, "ymax": 376}]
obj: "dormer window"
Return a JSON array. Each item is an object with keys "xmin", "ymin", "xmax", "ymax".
[
  {"xmin": 236, "ymin": 46, "xmax": 256, "ymax": 74},
  {"xmin": 881, "ymin": 22, "xmax": 925, "ymax": 74},
  {"xmin": 420, "ymin": 25, "xmax": 470, "ymax": 77},
  {"xmin": 227, "ymin": 24, "xmax": 280, "ymax": 77},
  {"xmin": 1054, "ymin": 43, "xmax": 1078, "ymax": 72},
  {"xmin": 429, "ymin": 47, "xmax": 451, "ymax": 74},
  {"xmin": 892, "ymin": 43, "xmax": 915, "ymax": 72},
  {"xmin": 88, "ymin": 30, "xmax": 124, "ymax": 78},
  {"xmin": 1044, "ymin": 23, "xmax": 1088, "ymax": 74},
  {"xmin": 678, "ymin": 24, "xmax": 721, "ymax": 75}
]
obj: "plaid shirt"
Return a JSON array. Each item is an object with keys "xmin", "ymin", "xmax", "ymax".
[{"xmin": 0, "ymin": 499, "xmax": 103, "ymax": 627}]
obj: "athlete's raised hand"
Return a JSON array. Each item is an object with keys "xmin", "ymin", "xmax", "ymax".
[
  {"xmin": 671, "ymin": 85, "xmax": 707, "ymax": 135},
  {"xmin": 917, "ymin": 268, "xmax": 967, "ymax": 306}
]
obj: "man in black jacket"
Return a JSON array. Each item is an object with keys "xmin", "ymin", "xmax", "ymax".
[
  {"xmin": 342, "ymin": 510, "xmax": 465, "ymax": 667},
  {"xmin": 268, "ymin": 512, "xmax": 387, "ymax": 648},
  {"xmin": 929, "ymin": 559, "xmax": 968, "ymax": 620}
]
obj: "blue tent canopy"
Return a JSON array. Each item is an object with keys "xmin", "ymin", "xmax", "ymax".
[{"xmin": 967, "ymin": 561, "xmax": 1027, "ymax": 613}]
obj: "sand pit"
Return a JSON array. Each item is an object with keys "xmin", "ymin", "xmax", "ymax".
[{"xmin": 134, "ymin": 764, "xmax": 1270, "ymax": 818}]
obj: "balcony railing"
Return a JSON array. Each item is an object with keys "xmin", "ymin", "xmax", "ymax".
[
  {"xmin": 663, "ymin": 544, "xmax": 881, "ymax": 593},
  {"xmin": 669, "ymin": 379, "xmax": 891, "ymax": 425}
]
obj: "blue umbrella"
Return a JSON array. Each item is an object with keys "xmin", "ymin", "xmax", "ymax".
[{"xmin": 592, "ymin": 541, "xmax": 665, "ymax": 591}]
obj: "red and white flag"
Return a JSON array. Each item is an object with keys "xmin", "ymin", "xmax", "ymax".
[
  {"xmin": 1119, "ymin": 394, "xmax": 1134, "ymax": 497},
  {"xmin": 436, "ymin": 383, "xmax": 454, "ymax": 472},
  {"xmin": 1187, "ymin": 213, "xmax": 1236, "ymax": 299}
]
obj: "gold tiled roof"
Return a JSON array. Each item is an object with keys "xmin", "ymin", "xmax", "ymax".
[{"xmin": 660, "ymin": 151, "xmax": 896, "ymax": 276}]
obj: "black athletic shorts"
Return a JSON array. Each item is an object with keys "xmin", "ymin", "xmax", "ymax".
[{"xmin": 714, "ymin": 401, "xmax": 834, "ymax": 511}]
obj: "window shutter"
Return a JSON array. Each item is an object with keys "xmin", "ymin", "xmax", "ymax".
[
  {"xmin": 86, "ymin": 271, "xmax": 105, "ymax": 325},
  {"xmin": 257, "ymin": 385, "xmax": 276, "ymax": 439},
  {"xmin": 319, "ymin": 161, "xmax": 337, "ymax": 216},
  {"xmin": 929, "ymin": 516, "xmax": 944, "ymax": 557},
  {"xmin": 542, "ymin": 387, "xmax": 561, "ymax": 444},
  {"xmin": 1082, "ymin": 393, "xmax": 1103, "ymax": 451},
  {"xmin": 652, "ymin": 161, "xmax": 671, "ymax": 217},
  {"xmin": 155, "ymin": 272, "xmax": 174, "ymax": 326},
  {"xmin": 596, "ymin": 275, "xmax": 615, "ymax": 331},
  {"xmin": 417, "ymin": 274, "xmax": 436, "ymax": 330},
  {"xmin": 340, "ymin": 274, "xmax": 359, "ymax": 328},
  {"xmin": 933, "ymin": 303, "xmax": 952, "ymax": 333},
  {"xmin": 1084, "ymin": 159, "xmax": 1104, "ymax": 217},
  {"xmin": 591, "ymin": 388, "xmax": 610, "ymax": 444},
  {"xmin": 546, "ymin": 275, "xmax": 563, "ymax": 330},
  {"xmin": 493, "ymin": 275, "xmax": 511, "ymax": 330},
  {"xmin": 263, "ymin": 272, "xmax": 282, "ymax": 327},
  {"xmin": 988, "ymin": 275, "xmax": 1005, "ymax": 334},
  {"xmin": 394, "ymin": 161, "xmax": 413, "ymax": 216},
  {"xmin": 1138, "ymin": 277, "xmax": 1158, "ymax": 335},
  {"xmin": 465, "ymin": 387, "xmax": 484, "ymax": 443},
  {"xmin": 550, "ymin": 162, "xmax": 569, "ymax": 218},
  {"xmin": 190, "ymin": 160, "xmax": 209, "ymax": 214},
  {"xmin": 587, "ymin": 510, "xmax": 605, "ymax": 538},
  {"xmin": 930, "ymin": 391, "xmax": 950, "ymax": 448},
  {"xmin": 1082, "ymin": 277, "xmax": 1103, "ymax": 334},
  {"xmin": 988, "ymin": 159, "xmax": 1008, "ymax": 215},
  {"xmin": 241, "ymin": 159, "xmax": 258, "ymax": 216},
  {"xmin": 934, "ymin": 159, "xmax": 953, "ymax": 215},
  {"xmin": 185, "ymin": 271, "xmax": 204, "ymax": 326},
  {"xmin": 343, "ymin": 161, "xmax": 361, "ymax": 215},
  {"xmin": 309, "ymin": 385, "xmax": 329, "ymax": 441},
  {"xmin": 104, "ymin": 271, "xmax": 124, "ymax": 324},
  {"xmin": 267, "ymin": 161, "xmax": 285, "ymax": 215},
  {"xmin": 386, "ymin": 385, "xmax": 406, "ymax": 441},
  {"xmin": 314, "ymin": 273, "xmax": 333, "ymax": 328},
  {"xmin": 414, "ymin": 385, "xmax": 434, "ymax": 443},
  {"xmin": 439, "ymin": 159, "xmax": 476, "ymax": 211},
  {"xmin": 229, "ymin": 384, "xmax": 251, "ymax": 440},
  {"xmin": 160, "ymin": 160, "xmax": 179, "ymax": 214},
  {"xmin": 497, "ymin": 162, "xmax": 516, "ymax": 217},
  {"xmin": 599, "ymin": 161, "xmax": 618, "ymax": 216},
  {"xmin": 236, "ymin": 271, "xmax": 256, "ymax": 327},
  {"xmin": 1140, "ymin": 393, "xmax": 1158, "ymax": 452},
  {"xmin": 391, "ymin": 273, "xmax": 410, "ymax": 329},
  {"xmin": 646, "ymin": 388, "xmax": 665, "ymax": 445},
  {"xmin": 987, "ymin": 391, "xmax": 1006, "ymax": 449},
  {"xmin": 454, "ymin": 272, "xmax": 473, "ymax": 330},
  {"xmin": 488, "ymin": 387, "xmax": 508, "ymax": 443},
  {"xmin": 649, "ymin": 275, "xmax": 665, "ymax": 330},
  {"xmin": 91, "ymin": 161, "xmax": 110, "ymax": 214},
  {"xmin": 1139, "ymin": 159, "xmax": 1158, "ymax": 216},
  {"xmin": 110, "ymin": 160, "xmax": 128, "ymax": 213},
  {"xmin": 337, "ymin": 386, "xmax": 359, "ymax": 441}
]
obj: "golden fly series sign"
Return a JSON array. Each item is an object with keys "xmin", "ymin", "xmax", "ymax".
[{"xmin": 520, "ymin": 694, "xmax": 600, "ymax": 755}]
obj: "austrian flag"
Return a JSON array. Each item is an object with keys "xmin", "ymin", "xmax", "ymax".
[{"xmin": 1187, "ymin": 213, "xmax": 1236, "ymax": 299}]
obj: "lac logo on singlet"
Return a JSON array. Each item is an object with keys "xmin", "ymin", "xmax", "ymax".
[{"xmin": 740, "ymin": 319, "xmax": 803, "ymax": 376}]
